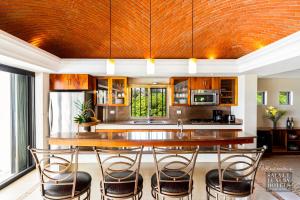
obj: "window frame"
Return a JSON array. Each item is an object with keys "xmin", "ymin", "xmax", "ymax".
[
  {"xmin": 257, "ymin": 91, "xmax": 267, "ymax": 105},
  {"xmin": 0, "ymin": 64, "xmax": 35, "ymax": 189},
  {"xmin": 129, "ymin": 84, "xmax": 168, "ymax": 119},
  {"xmin": 279, "ymin": 91, "xmax": 293, "ymax": 106}
]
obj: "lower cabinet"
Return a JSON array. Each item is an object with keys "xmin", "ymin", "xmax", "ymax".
[{"xmin": 257, "ymin": 128, "xmax": 300, "ymax": 154}]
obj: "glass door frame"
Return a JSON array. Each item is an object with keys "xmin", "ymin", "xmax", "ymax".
[{"xmin": 0, "ymin": 64, "xmax": 35, "ymax": 189}]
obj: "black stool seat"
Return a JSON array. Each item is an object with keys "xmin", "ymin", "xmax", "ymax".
[
  {"xmin": 151, "ymin": 170, "xmax": 191, "ymax": 195},
  {"xmin": 103, "ymin": 170, "xmax": 143, "ymax": 196},
  {"xmin": 44, "ymin": 171, "xmax": 92, "ymax": 198},
  {"xmin": 206, "ymin": 169, "xmax": 251, "ymax": 195}
]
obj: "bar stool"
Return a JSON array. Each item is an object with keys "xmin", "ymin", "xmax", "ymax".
[
  {"xmin": 151, "ymin": 146, "xmax": 199, "ymax": 200},
  {"xmin": 94, "ymin": 146, "xmax": 144, "ymax": 200},
  {"xmin": 28, "ymin": 147, "xmax": 92, "ymax": 200},
  {"xmin": 206, "ymin": 146, "xmax": 266, "ymax": 200}
]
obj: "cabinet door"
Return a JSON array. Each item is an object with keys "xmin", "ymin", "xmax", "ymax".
[
  {"xmin": 211, "ymin": 77, "xmax": 220, "ymax": 90},
  {"xmin": 50, "ymin": 74, "xmax": 92, "ymax": 90},
  {"xmin": 96, "ymin": 78, "xmax": 109, "ymax": 105},
  {"xmin": 170, "ymin": 77, "xmax": 190, "ymax": 106},
  {"xmin": 202, "ymin": 78, "xmax": 212, "ymax": 89},
  {"xmin": 190, "ymin": 77, "xmax": 212, "ymax": 90},
  {"xmin": 219, "ymin": 77, "xmax": 238, "ymax": 106},
  {"xmin": 68, "ymin": 74, "xmax": 90, "ymax": 90},
  {"xmin": 110, "ymin": 78, "xmax": 128, "ymax": 106}
]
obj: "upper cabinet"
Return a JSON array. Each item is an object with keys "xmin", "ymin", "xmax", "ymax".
[
  {"xmin": 219, "ymin": 77, "xmax": 238, "ymax": 106},
  {"xmin": 97, "ymin": 78, "xmax": 109, "ymax": 105},
  {"xmin": 190, "ymin": 77, "xmax": 212, "ymax": 90},
  {"xmin": 49, "ymin": 74, "xmax": 94, "ymax": 91},
  {"xmin": 111, "ymin": 77, "xmax": 128, "ymax": 106},
  {"xmin": 96, "ymin": 77, "xmax": 128, "ymax": 106},
  {"xmin": 170, "ymin": 76, "xmax": 238, "ymax": 107},
  {"xmin": 211, "ymin": 77, "xmax": 220, "ymax": 90},
  {"xmin": 170, "ymin": 77, "xmax": 190, "ymax": 106}
]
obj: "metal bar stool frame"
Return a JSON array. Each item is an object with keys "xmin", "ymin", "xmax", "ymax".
[
  {"xmin": 152, "ymin": 146, "xmax": 199, "ymax": 200},
  {"xmin": 28, "ymin": 146, "xmax": 91, "ymax": 200},
  {"xmin": 206, "ymin": 145, "xmax": 266, "ymax": 200},
  {"xmin": 94, "ymin": 146, "xmax": 144, "ymax": 200}
]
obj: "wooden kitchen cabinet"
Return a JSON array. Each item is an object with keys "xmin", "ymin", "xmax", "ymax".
[
  {"xmin": 190, "ymin": 77, "xmax": 212, "ymax": 90},
  {"xmin": 211, "ymin": 77, "xmax": 220, "ymax": 90},
  {"xmin": 170, "ymin": 77, "xmax": 190, "ymax": 106},
  {"xmin": 96, "ymin": 78, "xmax": 109, "ymax": 105},
  {"xmin": 96, "ymin": 77, "xmax": 128, "ymax": 106},
  {"xmin": 219, "ymin": 77, "xmax": 238, "ymax": 106},
  {"xmin": 50, "ymin": 74, "xmax": 94, "ymax": 91},
  {"xmin": 110, "ymin": 77, "xmax": 128, "ymax": 106}
]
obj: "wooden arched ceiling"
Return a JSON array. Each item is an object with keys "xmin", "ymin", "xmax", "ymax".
[{"xmin": 0, "ymin": 0, "xmax": 299, "ymax": 59}]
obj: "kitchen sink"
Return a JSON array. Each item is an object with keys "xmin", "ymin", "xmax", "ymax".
[{"xmin": 132, "ymin": 120, "xmax": 169, "ymax": 125}]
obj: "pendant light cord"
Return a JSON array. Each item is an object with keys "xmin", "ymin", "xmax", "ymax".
[
  {"xmin": 110, "ymin": 0, "xmax": 112, "ymax": 59},
  {"xmin": 192, "ymin": 0, "xmax": 194, "ymax": 58},
  {"xmin": 150, "ymin": 0, "xmax": 152, "ymax": 59}
]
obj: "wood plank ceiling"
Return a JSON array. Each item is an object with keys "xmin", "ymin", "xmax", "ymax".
[{"xmin": 0, "ymin": 0, "xmax": 300, "ymax": 59}]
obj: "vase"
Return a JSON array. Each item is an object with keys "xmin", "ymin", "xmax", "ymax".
[{"xmin": 273, "ymin": 121, "xmax": 277, "ymax": 129}]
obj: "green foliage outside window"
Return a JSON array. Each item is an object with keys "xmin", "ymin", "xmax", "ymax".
[
  {"xmin": 257, "ymin": 91, "xmax": 266, "ymax": 105},
  {"xmin": 279, "ymin": 91, "xmax": 290, "ymax": 105},
  {"xmin": 131, "ymin": 87, "xmax": 167, "ymax": 117},
  {"xmin": 150, "ymin": 89, "xmax": 166, "ymax": 117},
  {"xmin": 131, "ymin": 88, "xmax": 148, "ymax": 117},
  {"xmin": 257, "ymin": 92, "xmax": 263, "ymax": 105}
]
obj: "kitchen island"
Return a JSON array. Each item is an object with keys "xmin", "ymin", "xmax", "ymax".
[{"xmin": 48, "ymin": 129, "xmax": 254, "ymax": 147}]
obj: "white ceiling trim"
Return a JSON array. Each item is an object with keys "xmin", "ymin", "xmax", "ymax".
[
  {"xmin": 60, "ymin": 59, "xmax": 239, "ymax": 77},
  {"xmin": 238, "ymin": 31, "xmax": 300, "ymax": 74},
  {"xmin": 1, "ymin": 30, "xmax": 300, "ymax": 77},
  {"xmin": 0, "ymin": 30, "xmax": 60, "ymax": 72}
]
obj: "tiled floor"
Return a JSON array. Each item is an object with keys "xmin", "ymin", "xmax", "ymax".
[{"xmin": 0, "ymin": 162, "xmax": 279, "ymax": 200}]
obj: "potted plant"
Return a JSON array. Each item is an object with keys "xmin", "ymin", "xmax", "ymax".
[
  {"xmin": 74, "ymin": 99, "xmax": 98, "ymax": 132},
  {"xmin": 264, "ymin": 106, "xmax": 286, "ymax": 129}
]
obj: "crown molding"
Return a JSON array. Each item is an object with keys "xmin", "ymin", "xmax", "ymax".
[
  {"xmin": 238, "ymin": 31, "xmax": 300, "ymax": 74},
  {"xmin": 0, "ymin": 30, "xmax": 60, "ymax": 72}
]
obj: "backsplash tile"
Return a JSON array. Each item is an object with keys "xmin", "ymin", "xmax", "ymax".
[
  {"xmin": 169, "ymin": 106, "xmax": 231, "ymax": 121},
  {"xmin": 96, "ymin": 106, "xmax": 131, "ymax": 122},
  {"xmin": 97, "ymin": 105, "xmax": 231, "ymax": 122}
]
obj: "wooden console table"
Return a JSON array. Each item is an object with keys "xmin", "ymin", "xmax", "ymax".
[{"xmin": 257, "ymin": 127, "xmax": 300, "ymax": 154}]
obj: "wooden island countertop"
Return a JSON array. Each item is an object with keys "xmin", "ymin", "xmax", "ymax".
[{"xmin": 48, "ymin": 130, "xmax": 255, "ymax": 147}]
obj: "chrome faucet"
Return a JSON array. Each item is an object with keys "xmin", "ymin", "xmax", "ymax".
[{"xmin": 177, "ymin": 119, "xmax": 183, "ymax": 134}]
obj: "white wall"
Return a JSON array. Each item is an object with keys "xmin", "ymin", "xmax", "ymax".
[
  {"xmin": 232, "ymin": 75, "xmax": 258, "ymax": 148},
  {"xmin": 257, "ymin": 78, "xmax": 300, "ymax": 127},
  {"xmin": 35, "ymin": 73, "xmax": 49, "ymax": 149},
  {"xmin": 232, "ymin": 75, "xmax": 258, "ymax": 133}
]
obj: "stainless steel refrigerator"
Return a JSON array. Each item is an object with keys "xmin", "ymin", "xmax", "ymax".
[{"xmin": 49, "ymin": 91, "xmax": 93, "ymax": 138}]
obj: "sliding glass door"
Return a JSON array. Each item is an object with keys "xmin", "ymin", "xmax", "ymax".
[{"xmin": 0, "ymin": 65, "xmax": 35, "ymax": 188}]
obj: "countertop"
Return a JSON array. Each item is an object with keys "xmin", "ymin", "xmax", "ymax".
[
  {"xmin": 99, "ymin": 119, "xmax": 243, "ymax": 125},
  {"xmin": 95, "ymin": 119, "xmax": 243, "ymax": 130},
  {"xmin": 257, "ymin": 127, "xmax": 300, "ymax": 131},
  {"xmin": 48, "ymin": 129, "xmax": 255, "ymax": 147}
]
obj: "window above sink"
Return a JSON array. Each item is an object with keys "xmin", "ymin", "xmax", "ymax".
[{"xmin": 130, "ymin": 86, "xmax": 168, "ymax": 118}]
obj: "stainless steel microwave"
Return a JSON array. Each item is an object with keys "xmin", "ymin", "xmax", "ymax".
[{"xmin": 191, "ymin": 90, "xmax": 219, "ymax": 105}]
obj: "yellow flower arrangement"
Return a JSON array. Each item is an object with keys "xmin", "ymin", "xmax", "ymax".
[{"xmin": 265, "ymin": 106, "xmax": 286, "ymax": 128}]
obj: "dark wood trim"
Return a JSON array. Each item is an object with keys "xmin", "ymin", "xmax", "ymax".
[
  {"xmin": 0, "ymin": 165, "xmax": 35, "ymax": 190},
  {"xmin": 0, "ymin": 64, "xmax": 35, "ymax": 77}
]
